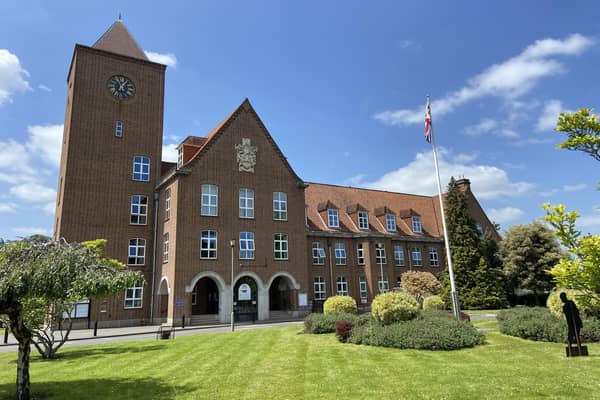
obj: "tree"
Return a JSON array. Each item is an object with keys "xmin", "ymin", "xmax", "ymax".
[
  {"xmin": 555, "ymin": 108, "xmax": 600, "ymax": 162},
  {"xmin": 400, "ymin": 271, "xmax": 442, "ymax": 305},
  {"xmin": 499, "ymin": 222, "xmax": 563, "ymax": 304},
  {"xmin": 0, "ymin": 239, "xmax": 142, "ymax": 400}
]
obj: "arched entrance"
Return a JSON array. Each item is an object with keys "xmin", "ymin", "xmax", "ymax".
[
  {"xmin": 192, "ymin": 277, "xmax": 219, "ymax": 315},
  {"xmin": 269, "ymin": 276, "xmax": 294, "ymax": 311},
  {"xmin": 234, "ymin": 276, "xmax": 258, "ymax": 322},
  {"xmin": 157, "ymin": 277, "xmax": 170, "ymax": 320}
]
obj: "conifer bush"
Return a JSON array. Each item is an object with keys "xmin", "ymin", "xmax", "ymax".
[
  {"xmin": 371, "ymin": 291, "xmax": 419, "ymax": 325},
  {"xmin": 423, "ymin": 295, "xmax": 445, "ymax": 311},
  {"xmin": 323, "ymin": 295, "xmax": 357, "ymax": 315}
]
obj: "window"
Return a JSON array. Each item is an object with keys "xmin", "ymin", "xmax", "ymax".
[
  {"xmin": 239, "ymin": 188, "xmax": 255, "ymax": 218},
  {"xmin": 376, "ymin": 245, "xmax": 387, "ymax": 264},
  {"xmin": 359, "ymin": 276, "xmax": 368, "ymax": 303},
  {"xmin": 115, "ymin": 120, "xmax": 123, "ymax": 138},
  {"xmin": 378, "ymin": 276, "xmax": 389, "ymax": 293},
  {"xmin": 327, "ymin": 209, "xmax": 339, "ymax": 228},
  {"xmin": 124, "ymin": 284, "xmax": 143, "ymax": 309},
  {"xmin": 130, "ymin": 195, "xmax": 148, "ymax": 225},
  {"xmin": 429, "ymin": 247, "xmax": 439, "ymax": 267},
  {"xmin": 476, "ymin": 222, "xmax": 483, "ymax": 234},
  {"xmin": 177, "ymin": 146, "xmax": 183, "ymax": 169},
  {"xmin": 394, "ymin": 245, "xmax": 405, "ymax": 266},
  {"xmin": 336, "ymin": 276, "xmax": 348, "ymax": 295},
  {"xmin": 191, "ymin": 291, "xmax": 197, "ymax": 305},
  {"xmin": 165, "ymin": 188, "xmax": 171, "ymax": 220},
  {"xmin": 412, "ymin": 247, "xmax": 422, "ymax": 267},
  {"xmin": 128, "ymin": 238, "xmax": 146, "ymax": 265},
  {"xmin": 386, "ymin": 213, "xmax": 396, "ymax": 231},
  {"xmin": 201, "ymin": 184, "xmax": 218, "ymax": 216},
  {"xmin": 314, "ymin": 276, "xmax": 326, "ymax": 300},
  {"xmin": 132, "ymin": 156, "xmax": 150, "ymax": 182},
  {"xmin": 163, "ymin": 233, "xmax": 169, "ymax": 263},
  {"xmin": 200, "ymin": 230, "xmax": 217, "ymax": 259},
  {"xmin": 239, "ymin": 231, "xmax": 255, "ymax": 259},
  {"xmin": 412, "ymin": 215, "xmax": 422, "ymax": 233},
  {"xmin": 312, "ymin": 242, "xmax": 325, "ymax": 265},
  {"xmin": 358, "ymin": 211, "xmax": 369, "ymax": 229},
  {"xmin": 396, "ymin": 276, "xmax": 402, "ymax": 287},
  {"xmin": 273, "ymin": 192, "xmax": 287, "ymax": 220},
  {"xmin": 334, "ymin": 243, "xmax": 346, "ymax": 265},
  {"xmin": 274, "ymin": 233, "xmax": 288, "ymax": 260},
  {"xmin": 357, "ymin": 243, "xmax": 365, "ymax": 265}
]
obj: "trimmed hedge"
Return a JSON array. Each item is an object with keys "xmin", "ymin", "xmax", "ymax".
[
  {"xmin": 303, "ymin": 312, "xmax": 358, "ymax": 334},
  {"xmin": 323, "ymin": 295, "xmax": 357, "ymax": 315},
  {"xmin": 350, "ymin": 311, "xmax": 484, "ymax": 350},
  {"xmin": 371, "ymin": 291, "xmax": 419, "ymax": 325},
  {"xmin": 423, "ymin": 295, "xmax": 445, "ymax": 311}
]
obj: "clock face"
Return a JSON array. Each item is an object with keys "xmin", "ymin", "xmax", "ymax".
[{"xmin": 107, "ymin": 75, "xmax": 136, "ymax": 99}]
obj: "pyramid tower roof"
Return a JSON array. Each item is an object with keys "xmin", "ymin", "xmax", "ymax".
[{"xmin": 92, "ymin": 20, "xmax": 148, "ymax": 60}]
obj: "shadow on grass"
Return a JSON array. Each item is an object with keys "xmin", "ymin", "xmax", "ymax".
[{"xmin": 0, "ymin": 377, "xmax": 196, "ymax": 400}]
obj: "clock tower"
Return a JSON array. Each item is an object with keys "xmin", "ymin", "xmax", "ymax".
[{"xmin": 54, "ymin": 20, "xmax": 166, "ymax": 325}]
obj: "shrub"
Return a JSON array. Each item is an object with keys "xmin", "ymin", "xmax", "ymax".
[
  {"xmin": 423, "ymin": 295, "xmax": 445, "ymax": 311},
  {"xmin": 335, "ymin": 320, "xmax": 355, "ymax": 343},
  {"xmin": 401, "ymin": 271, "xmax": 442, "ymax": 304},
  {"xmin": 547, "ymin": 289, "xmax": 600, "ymax": 319},
  {"xmin": 323, "ymin": 295, "xmax": 357, "ymax": 315},
  {"xmin": 350, "ymin": 311, "xmax": 484, "ymax": 350},
  {"xmin": 303, "ymin": 312, "xmax": 358, "ymax": 334},
  {"xmin": 371, "ymin": 291, "xmax": 419, "ymax": 325}
]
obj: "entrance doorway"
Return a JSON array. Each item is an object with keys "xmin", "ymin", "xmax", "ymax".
[
  {"xmin": 269, "ymin": 276, "xmax": 294, "ymax": 311},
  {"xmin": 191, "ymin": 277, "xmax": 219, "ymax": 315},
  {"xmin": 234, "ymin": 276, "xmax": 258, "ymax": 322}
]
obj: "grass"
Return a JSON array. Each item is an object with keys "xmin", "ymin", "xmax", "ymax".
[{"xmin": 0, "ymin": 320, "xmax": 599, "ymax": 399}]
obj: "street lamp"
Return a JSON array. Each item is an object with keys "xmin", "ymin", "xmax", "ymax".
[
  {"xmin": 376, "ymin": 243, "xmax": 385, "ymax": 293},
  {"xmin": 230, "ymin": 239, "xmax": 235, "ymax": 332}
]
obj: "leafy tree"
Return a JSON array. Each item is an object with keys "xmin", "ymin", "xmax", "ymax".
[
  {"xmin": 400, "ymin": 271, "xmax": 442, "ymax": 305},
  {"xmin": 499, "ymin": 222, "xmax": 563, "ymax": 304},
  {"xmin": 555, "ymin": 108, "xmax": 600, "ymax": 162},
  {"xmin": 0, "ymin": 239, "xmax": 142, "ymax": 400}
]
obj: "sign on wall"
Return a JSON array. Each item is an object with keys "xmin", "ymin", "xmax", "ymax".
[
  {"xmin": 238, "ymin": 283, "xmax": 252, "ymax": 300},
  {"xmin": 298, "ymin": 293, "xmax": 308, "ymax": 307}
]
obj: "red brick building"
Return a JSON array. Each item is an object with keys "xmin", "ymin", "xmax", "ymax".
[{"xmin": 54, "ymin": 20, "xmax": 498, "ymax": 327}]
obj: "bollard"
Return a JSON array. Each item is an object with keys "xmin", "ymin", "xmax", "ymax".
[
  {"xmin": 93, "ymin": 321, "xmax": 98, "ymax": 337},
  {"xmin": 3, "ymin": 328, "xmax": 8, "ymax": 344},
  {"xmin": 182, "ymin": 314, "xmax": 185, "ymax": 329}
]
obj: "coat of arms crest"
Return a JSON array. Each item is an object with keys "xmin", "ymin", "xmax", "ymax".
[{"xmin": 235, "ymin": 138, "xmax": 257, "ymax": 173}]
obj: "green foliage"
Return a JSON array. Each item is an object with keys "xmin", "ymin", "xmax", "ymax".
[
  {"xmin": 303, "ymin": 312, "xmax": 358, "ymax": 334},
  {"xmin": 371, "ymin": 291, "xmax": 419, "ymax": 325},
  {"xmin": 323, "ymin": 295, "xmax": 357, "ymax": 315},
  {"xmin": 350, "ymin": 311, "xmax": 484, "ymax": 350},
  {"xmin": 554, "ymin": 108, "xmax": 600, "ymax": 162},
  {"xmin": 423, "ymin": 295, "xmax": 445, "ymax": 311},
  {"xmin": 400, "ymin": 271, "xmax": 442, "ymax": 303},
  {"xmin": 546, "ymin": 289, "xmax": 600, "ymax": 319}
]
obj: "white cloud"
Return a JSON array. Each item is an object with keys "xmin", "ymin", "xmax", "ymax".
[
  {"xmin": 464, "ymin": 119, "xmax": 498, "ymax": 136},
  {"xmin": 12, "ymin": 226, "xmax": 51, "ymax": 237},
  {"xmin": 39, "ymin": 202, "xmax": 55, "ymax": 215},
  {"xmin": 10, "ymin": 183, "xmax": 56, "ymax": 203},
  {"xmin": 578, "ymin": 208, "xmax": 600, "ymax": 229},
  {"xmin": 37, "ymin": 84, "xmax": 51, "ymax": 92},
  {"xmin": 358, "ymin": 148, "xmax": 535, "ymax": 200},
  {"xmin": 536, "ymin": 100, "xmax": 573, "ymax": 131},
  {"xmin": 511, "ymin": 137, "xmax": 554, "ymax": 147},
  {"xmin": 343, "ymin": 174, "xmax": 367, "ymax": 186},
  {"xmin": 0, "ymin": 139, "xmax": 31, "ymax": 171},
  {"xmin": 162, "ymin": 143, "xmax": 178, "ymax": 163},
  {"xmin": 0, "ymin": 49, "xmax": 31, "ymax": 106},
  {"xmin": 374, "ymin": 34, "xmax": 594, "ymax": 126},
  {"xmin": 563, "ymin": 183, "xmax": 587, "ymax": 192},
  {"xmin": 26, "ymin": 124, "xmax": 63, "ymax": 167},
  {"xmin": 0, "ymin": 202, "xmax": 17, "ymax": 213},
  {"xmin": 398, "ymin": 40, "xmax": 415, "ymax": 49},
  {"xmin": 487, "ymin": 207, "xmax": 525, "ymax": 224},
  {"xmin": 144, "ymin": 50, "xmax": 177, "ymax": 67},
  {"xmin": 540, "ymin": 188, "xmax": 559, "ymax": 197}
]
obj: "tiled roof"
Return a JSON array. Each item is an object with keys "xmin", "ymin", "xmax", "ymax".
[{"xmin": 93, "ymin": 20, "xmax": 148, "ymax": 61}]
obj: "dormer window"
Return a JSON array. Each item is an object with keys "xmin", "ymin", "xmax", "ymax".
[
  {"xmin": 328, "ymin": 209, "xmax": 339, "ymax": 228},
  {"xmin": 177, "ymin": 145, "xmax": 183, "ymax": 169},
  {"xmin": 357, "ymin": 211, "xmax": 369, "ymax": 230},
  {"xmin": 386, "ymin": 214, "xmax": 396, "ymax": 231},
  {"xmin": 412, "ymin": 215, "xmax": 422, "ymax": 233}
]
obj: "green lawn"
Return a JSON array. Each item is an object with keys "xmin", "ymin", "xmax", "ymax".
[{"xmin": 0, "ymin": 321, "xmax": 599, "ymax": 400}]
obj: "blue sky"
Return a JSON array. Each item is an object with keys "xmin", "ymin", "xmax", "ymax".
[{"xmin": 0, "ymin": 0, "xmax": 599, "ymax": 240}]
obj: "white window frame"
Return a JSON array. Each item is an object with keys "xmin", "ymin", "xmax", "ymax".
[
  {"xmin": 334, "ymin": 242, "xmax": 346, "ymax": 265},
  {"xmin": 359, "ymin": 276, "xmax": 368, "ymax": 303},
  {"xmin": 177, "ymin": 145, "xmax": 183, "ymax": 169},
  {"xmin": 412, "ymin": 215, "xmax": 422, "ymax": 233},
  {"xmin": 394, "ymin": 245, "xmax": 405, "ymax": 266},
  {"xmin": 274, "ymin": 233, "xmax": 288, "ymax": 260},
  {"xmin": 357, "ymin": 210, "xmax": 369, "ymax": 230},
  {"xmin": 273, "ymin": 192, "xmax": 288, "ymax": 221},
  {"xmin": 336, "ymin": 276, "xmax": 348, "ymax": 296},
  {"xmin": 165, "ymin": 188, "xmax": 171, "ymax": 220},
  {"xmin": 357, "ymin": 243, "xmax": 365, "ymax": 265},
  {"xmin": 200, "ymin": 230, "xmax": 218, "ymax": 259},
  {"xmin": 128, "ymin": 238, "xmax": 146, "ymax": 265},
  {"xmin": 327, "ymin": 209, "xmax": 339, "ymax": 228},
  {"xmin": 412, "ymin": 247, "xmax": 423, "ymax": 267},
  {"xmin": 386, "ymin": 214, "xmax": 396, "ymax": 232},
  {"xmin": 130, "ymin": 195, "xmax": 148, "ymax": 225},
  {"xmin": 124, "ymin": 284, "xmax": 143, "ymax": 309},
  {"xmin": 163, "ymin": 233, "xmax": 169, "ymax": 263},
  {"xmin": 239, "ymin": 188, "xmax": 255, "ymax": 219},
  {"xmin": 239, "ymin": 231, "xmax": 255, "ymax": 259},
  {"xmin": 312, "ymin": 242, "xmax": 325, "ymax": 265},
  {"xmin": 201, "ymin": 184, "xmax": 218, "ymax": 216},
  {"xmin": 429, "ymin": 247, "xmax": 439, "ymax": 267},
  {"xmin": 132, "ymin": 156, "xmax": 150, "ymax": 182},
  {"xmin": 115, "ymin": 120, "xmax": 123, "ymax": 138},
  {"xmin": 378, "ymin": 276, "xmax": 389, "ymax": 293},
  {"xmin": 376, "ymin": 245, "xmax": 387, "ymax": 265},
  {"xmin": 314, "ymin": 276, "xmax": 326, "ymax": 300}
]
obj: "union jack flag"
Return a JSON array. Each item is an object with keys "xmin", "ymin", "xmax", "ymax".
[{"xmin": 425, "ymin": 98, "xmax": 432, "ymax": 143}]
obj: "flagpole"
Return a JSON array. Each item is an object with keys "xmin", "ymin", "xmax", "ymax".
[{"xmin": 426, "ymin": 95, "xmax": 461, "ymax": 320}]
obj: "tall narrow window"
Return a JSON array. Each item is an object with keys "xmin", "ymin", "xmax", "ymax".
[
  {"xmin": 273, "ymin": 192, "xmax": 287, "ymax": 220},
  {"xmin": 312, "ymin": 242, "xmax": 325, "ymax": 265},
  {"xmin": 335, "ymin": 243, "xmax": 346, "ymax": 265},
  {"xmin": 115, "ymin": 120, "xmax": 123, "ymax": 138},
  {"xmin": 412, "ymin": 215, "xmax": 422, "ymax": 233},
  {"xmin": 132, "ymin": 156, "xmax": 150, "ymax": 182},
  {"xmin": 200, "ymin": 230, "xmax": 217, "ymax": 259},
  {"xmin": 336, "ymin": 276, "xmax": 348, "ymax": 295},
  {"xmin": 359, "ymin": 276, "xmax": 368, "ymax": 303},
  {"xmin": 239, "ymin": 188, "xmax": 255, "ymax": 218},
  {"xmin": 165, "ymin": 188, "xmax": 171, "ymax": 220},
  {"xmin": 376, "ymin": 245, "xmax": 387, "ymax": 264},
  {"xmin": 177, "ymin": 146, "xmax": 183, "ymax": 169},
  {"xmin": 356, "ymin": 243, "xmax": 365, "ymax": 265},
  {"xmin": 128, "ymin": 238, "xmax": 146, "ymax": 265},
  {"xmin": 274, "ymin": 233, "xmax": 289, "ymax": 260},
  {"xmin": 163, "ymin": 233, "xmax": 169, "ymax": 263},
  {"xmin": 429, "ymin": 247, "xmax": 439, "ymax": 267},
  {"xmin": 130, "ymin": 195, "xmax": 148, "ymax": 225},
  {"xmin": 378, "ymin": 276, "xmax": 389, "ymax": 293},
  {"xmin": 124, "ymin": 284, "xmax": 143, "ymax": 309},
  {"xmin": 412, "ymin": 247, "xmax": 423, "ymax": 267},
  {"xmin": 239, "ymin": 231, "xmax": 255, "ymax": 259},
  {"xmin": 357, "ymin": 211, "xmax": 369, "ymax": 230},
  {"xmin": 314, "ymin": 276, "xmax": 326, "ymax": 300},
  {"xmin": 386, "ymin": 214, "xmax": 396, "ymax": 231},
  {"xmin": 328, "ymin": 209, "xmax": 339, "ymax": 228},
  {"xmin": 394, "ymin": 245, "xmax": 405, "ymax": 266},
  {"xmin": 201, "ymin": 184, "xmax": 218, "ymax": 216}
]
